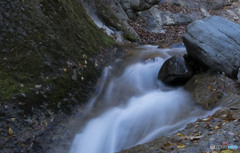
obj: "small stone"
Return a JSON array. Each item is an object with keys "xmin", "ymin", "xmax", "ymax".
[
  {"xmin": 19, "ymin": 83, "xmax": 24, "ymax": 88},
  {"xmin": 35, "ymin": 84, "xmax": 42, "ymax": 89},
  {"xmin": 11, "ymin": 118, "xmax": 16, "ymax": 122},
  {"xmin": 8, "ymin": 127, "xmax": 14, "ymax": 136}
]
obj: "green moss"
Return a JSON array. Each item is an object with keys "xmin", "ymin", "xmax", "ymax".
[
  {"xmin": 123, "ymin": 33, "xmax": 137, "ymax": 42},
  {"xmin": 0, "ymin": 71, "xmax": 18, "ymax": 100},
  {"xmin": 1, "ymin": 0, "xmax": 118, "ymax": 113}
]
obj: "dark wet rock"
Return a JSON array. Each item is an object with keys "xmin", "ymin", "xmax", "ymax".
[
  {"xmin": 158, "ymin": 55, "xmax": 193, "ymax": 85},
  {"xmin": 183, "ymin": 16, "xmax": 240, "ymax": 78},
  {"xmin": 185, "ymin": 72, "xmax": 240, "ymax": 109}
]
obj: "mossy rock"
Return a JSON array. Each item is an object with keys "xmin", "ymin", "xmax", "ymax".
[{"xmin": 0, "ymin": 0, "xmax": 119, "ymax": 114}]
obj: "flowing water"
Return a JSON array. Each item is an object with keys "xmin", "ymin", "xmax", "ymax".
[{"xmin": 69, "ymin": 45, "xmax": 216, "ymax": 153}]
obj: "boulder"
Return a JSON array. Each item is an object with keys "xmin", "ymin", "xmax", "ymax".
[
  {"xmin": 165, "ymin": 0, "xmax": 235, "ymax": 10},
  {"xmin": 158, "ymin": 55, "xmax": 193, "ymax": 85},
  {"xmin": 137, "ymin": 5, "xmax": 202, "ymax": 34},
  {"xmin": 183, "ymin": 16, "xmax": 240, "ymax": 78},
  {"xmin": 185, "ymin": 72, "xmax": 239, "ymax": 109},
  {"xmin": 119, "ymin": 0, "xmax": 160, "ymax": 18}
]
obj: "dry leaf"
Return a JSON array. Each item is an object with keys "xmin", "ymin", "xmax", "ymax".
[
  {"xmin": 194, "ymin": 80, "xmax": 199, "ymax": 83},
  {"xmin": 207, "ymin": 85, "xmax": 212, "ymax": 90},
  {"xmin": 214, "ymin": 126, "xmax": 221, "ymax": 130},
  {"xmin": 11, "ymin": 118, "xmax": 16, "ymax": 122},
  {"xmin": 202, "ymin": 118, "xmax": 209, "ymax": 121},
  {"xmin": 189, "ymin": 136, "xmax": 203, "ymax": 141},
  {"xmin": 177, "ymin": 133, "xmax": 185, "ymax": 137},
  {"xmin": 177, "ymin": 143, "xmax": 186, "ymax": 149},
  {"xmin": 164, "ymin": 142, "xmax": 174, "ymax": 147},
  {"xmin": 225, "ymin": 113, "xmax": 235, "ymax": 121},
  {"xmin": 35, "ymin": 85, "xmax": 42, "ymax": 89},
  {"xmin": 220, "ymin": 150, "xmax": 233, "ymax": 153},
  {"xmin": 44, "ymin": 120, "xmax": 48, "ymax": 127},
  {"xmin": 8, "ymin": 127, "xmax": 13, "ymax": 136}
]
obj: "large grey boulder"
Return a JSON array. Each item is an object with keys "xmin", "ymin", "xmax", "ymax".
[
  {"xmin": 158, "ymin": 55, "xmax": 193, "ymax": 85},
  {"xmin": 183, "ymin": 16, "xmax": 240, "ymax": 78}
]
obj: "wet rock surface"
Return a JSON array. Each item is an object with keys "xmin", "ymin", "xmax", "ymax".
[
  {"xmin": 158, "ymin": 55, "xmax": 193, "ymax": 85},
  {"xmin": 185, "ymin": 72, "xmax": 240, "ymax": 109},
  {"xmin": 183, "ymin": 16, "xmax": 240, "ymax": 78},
  {"xmin": 119, "ymin": 107, "xmax": 240, "ymax": 153}
]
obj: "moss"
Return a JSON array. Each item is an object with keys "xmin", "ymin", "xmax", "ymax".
[
  {"xmin": 1, "ymin": 0, "xmax": 118, "ymax": 114},
  {"xmin": 123, "ymin": 33, "xmax": 138, "ymax": 42},
  {"xmin": 0, "ymin": 71, "xmax": 19, "ymax": 100}
]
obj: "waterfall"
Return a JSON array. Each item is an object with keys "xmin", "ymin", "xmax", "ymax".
[{"xmin": 69, "ymin": 45, "xmax": 215, "ymax": 153}]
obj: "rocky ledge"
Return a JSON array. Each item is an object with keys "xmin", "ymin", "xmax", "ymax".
[{"xmin": 122, "ymin": 16, "xmax": 240, "ymax": 153}]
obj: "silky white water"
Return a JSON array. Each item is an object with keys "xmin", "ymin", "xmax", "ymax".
[{"xmin": 69, "ymin": 45, "xmax": 214, "ymax": 153}]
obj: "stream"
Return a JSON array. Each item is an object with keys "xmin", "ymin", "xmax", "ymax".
[{"xmin": 69, "ymin": 45, "xmax": 215, "ymax": 153}]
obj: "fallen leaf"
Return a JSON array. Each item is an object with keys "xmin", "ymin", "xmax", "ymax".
[
  {"xmin": 44, "ymin": 120, "xmax": 48, "ymax": 127},
  {"xmin": 19, "ymin": 83, "xmax": 24, "ymax": 88},
  {"xmin": 83, "ymin": 54, "xmax": 87, "ymax": 59},
  {"xmin": 177, "ymin": 133, "xmax": 185, "ymax": 137},
  {"xmin": 177, "ymin": 143, "xmax": 186, "ymax": 149},
  {"xmin": 35, "ymin": 85, "xmax": 42, "ymax": 89},
  {"xmin": 194, "ymin": 125, "xmax": 198, "ymax": 128},
  {"xmin": 11, "ymin": 118, "xmax": 16, "ymax": 122},
  {"xmin": 161, "ymin": 146, "xmax": 168, "ymax": 150},
  {"xmin": 207, "ymin": 85, "xmax": 212, "ymax": 90},
  {"xmin": 189, "ymin": 136, "xmax": 203, "ymax": 141},
  {"xmin": 164, "ymin": 142, "xmax": 174, "ymax": 147},
  {"xmin": 225, "ymin": 113, "xmax": 235, "ymax": 121},
  {"xmin": 214, "ymin": 126, "xmax": 221, "ymax": 130},
  {"xmin": 202, "ymin": 118, "xmax": 209, "ymax": 121},
  {"xmin": 8, "ymin": 127, "xmax": 14, "ymax": 136},
  {"xmin": 194, "ymin": 80, "xmax": 199, "ymax": 83},
  {"xmin": 220, "ymin": 150, "xmax": 233, "ymax": 153}
]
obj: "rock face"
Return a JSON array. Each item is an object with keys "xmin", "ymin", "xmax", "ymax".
[
  {"xmin": 139, "ymin": 6, "xmax": 198, "ymax": 33},
  {"xmin": 185, "ymin": 72, "xmax": 239, "ymax": 109},
  {"xmin": 158, "ymin": 55, "xmax": 193, "ymax": 85},
  {"xmin": 183, "ymin": 16, "xmax": 240, "ymax": 78},
  {"xmin": 119, "ymin": 0, "xmax": 160, "ymax": 18},
  {"xmin": 86, "ymin": 0, "xmax": 140, "ymax": 42},
  {"xmin": 166, "ymin": 0, "xmax": 236, "ymax": 10}
]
